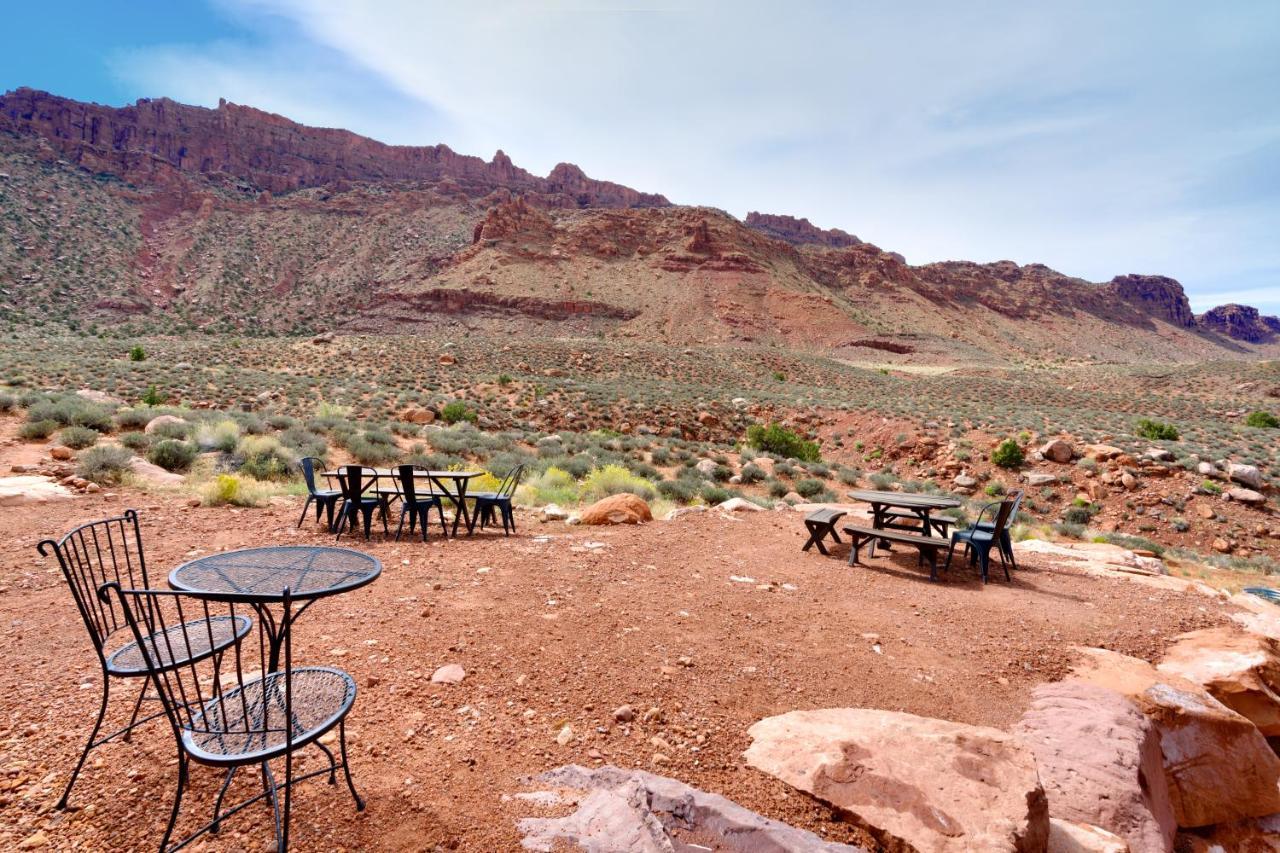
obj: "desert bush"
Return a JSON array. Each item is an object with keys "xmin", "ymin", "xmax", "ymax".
[
  {"xmin": 77, "ymin": 445, "xmax": 134, "ymax": 485},
  {"xmin": 118, "ymin": 432, "xmax": 151, "ymax": 451},
  {"xmin": 985, "ymin": 481, "xmax": 1006, "ymax": 497},
  {"xmin": 148, "ymin": 439, "xmax": 198, "ymax": 472},
  {"xmin": 1062, "ymin": 505, "xmax": 1093, "ymax": 525},
  {"xmin": 141, "ymin": 385, "xmax": 165, "ymax": 406},
  {"xmin": 766, "ymin": 478, "xmax": 789, "ymax": 498},
  {"xmin": 347, "ymin": 434, "xmax": 399, "ymax": 466},
  {"xmin": 196, "ymin": 419, "xmax": 241, "ymax": 452},
  {"xmin": 0, "ymin": 392, "xmax": 15, "ymax": 412},
  {"xmin": 1200, "ymin": 479, "xmax": 1223, "ymax": 495},
  {"xmin": 233, "ymin": 413, "xmax": 268, "ymax": 435},
  {"xmin": 441, "ymin": 401, "xmax": 477, "ymax": 425},
  {"xmin": 581, "ymin": 464, "xmax": 657, "ymax": 502},
  {"xmin": 150, "ymin": 419, "xmax": 191, "ymax": 440},
  {"xmin": 744, "ymin": 423, "xmax": 820, "ymax": 462},
  {"xmin": 794, "ymin": 478, "xmax": 826, "ymax": 498},
  {"xmin": 128, "ymin": 345, "xmax": 146, "ymax": 362},
  {"xmin": 28, "ymin": 396, "xmax": 113, "ymax": 432},
  {"xmin": 868, "ymin": 471, "xmax": 895, "ymax": 490},
  {"xmin": 739, "ymin": 463, "xmax": 765, "ymax": 484},
  {"xmin": 18, "ymin": 419, "xmax": 59, "ymax": 440},
  {"xmin": 115, "ymin": 407, "xmax": 155, "ymax": 430},
  {"xmin": 280, "ymin": 427, "xmax": 327, "ymax": 461},
  {"xmin": 57, "ymin": 426, "xmax": 99, "ymax": 449},
  {"xmin": 658, "ymin": 478, "xmax": 697, "ymax": 504},
  {"xmin": 837, "ymin": 466, "xmax": 861, "ymax": 486},
  {"xmin": 1053, "ymin": 521, "xmax": 1086, "ymax": 539},
  {"xmin": 990, "ymin": 439, "xmax": 1025, "ymax": 469},
  {"xmin": 701, "ymin": 485, "xmax": 731, "ymax": 505},
  {"xmin": 518, "ymin": 466, "xmax": 579, "ymax": 506},
  {"xmin": 1135, "ymin": 418, "xmax": 1179, "ymax": 441},
  {"xmin": 267, "ymin": 413, "xmax": 297, "ymax": 431},
  {"xmin": 1246, "ymin": 411, "xmax": 1279, "ymax": 429},
  {"xmin": 237, "ymin": 436, "xmax": 296, "ymax": 480},
  {"xmin": 1094, "ymin": 532, "xmax": 1165, "ymax": 556},
  {"xmin": 201, "ymin": 473, "xmax": 268, "ymax": 507}
]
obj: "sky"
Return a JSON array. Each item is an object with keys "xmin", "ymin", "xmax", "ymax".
[{"xmin": 3, "ymin": 1, "xmax": 1278, "ymax": 314}]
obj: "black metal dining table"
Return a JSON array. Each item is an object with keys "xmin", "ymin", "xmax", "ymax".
[
  {"xmin": 168, "ymin": 545, "xmax": 382, "ymax": 671},
  {"xmin": 846, "ymin": 489, "xmax": 962, "ymax": 540},
  {"xmin": 322, "ymin": 468, "xmax": 484, "ymax": 537}
]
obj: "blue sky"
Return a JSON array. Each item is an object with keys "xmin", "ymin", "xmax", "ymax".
[{"xmin": 3, "ymin": 1, "xmax": 1278, "ymax": 314}]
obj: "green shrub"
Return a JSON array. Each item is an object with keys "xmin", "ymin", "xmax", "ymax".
[
  {"xmin": 794, "ymin": 478, "xmax": 825, "ymax": 498},
  {"xmin": 657, "ymin": 478, "xmax": 697, "ymax": 504},
  {"xmin": 985, "ymin": 481, "xmax": 1006, "ymax": 497},
  {"xmin": 766, "ymin": 478, "xmax": 788, "ymax": 498},
  {"xmin": 1135, "ymin": 418, "xmax": 1179, "ymax": 441},
  {"xmin": 115, "ymin": 407, "xmax": 155, "ymax": 430},
  {"xmin": 195, "ymin": 419, "xmax": 240, "ymax": 452},
  {"xmin": 347, "ymin": 435, "xmax": 399, "ymax": 466},
  {"xmin": 148, "ymin": 439, "xmax": 197, "ymax": 472},
  {"xmin": 1246, "ymin": 411, "xmax": 1279, "ymax": 429},
  {"xmin": 518, "ymin": 466, "xmax": 579, "ymax": 506},
  {"xmin": 150, "ymin": 419, "xmax": 191, "ymax": 441},
  {"xmin": 128, "ymin": 345, "xmax": 146, "ymax": 362},
  {"xmin": 141, "ymin": 385, "xmax": 165, "ymax": 406},
  {"xmin": 77, "ymin": 445, "xmax": 134, "ymax": 485},
  {"xmin": 1200, "ymin": 479, "xmax": 1222, "ymax": 495},
  {"xmin": 57, "ymin": 426, "xmax": 99, "ymax": 449},
  {"xmin": 118, "ymin": 432, "xmax": 151, "ymax": 451},
  {"xmin": 990, "ymin": 439, "xmax": 1025, "ymax": 469},
  {"xmin": 18, "ymin": 419, "xmax": 59, "ymax": 440},
  {"xmin": 441, "ymin": 401, "xmax": 477, "ymax": 425},
  {"xmin": 237, "ymin": 436, "xmax": 296, "ymax": 480},
  {"xmin": 0, "ymin": 392, "xmax": 15, "ymax": 412},
  {"xmin": 201, "ymin": 473, "xmax": 267, "ymax": 507},
  {"xmin": 701, "ymin": 485, "xmax": 731, "ymax": 505},
  {"xmin": 279, "ymin": 426, "xmax": 327, "ymax": 461},
  {"xmin": 868, "ymin": 471, "xmax": 895, "ymax": 489},
  {"xmin": 28, "ymin": 396, "xmax": 113, "ymax": 432},
  {"xmin": 497, "ymin": 373, "xmax": 513, "ymax": 387},
  {"xmin": 1062, "ymin": 505, "xmax": 1093, "ymax": 525},
  {"xmin": 744, "ymin": 423, "xmax": 820, "ymax": 462},
  {"xmin": 581, "ymin": 464, "xmax": 657, "ymax": 502},
  {"xmin": 739, "ymin": 463, "xmax": 765, "ymax": 484}
]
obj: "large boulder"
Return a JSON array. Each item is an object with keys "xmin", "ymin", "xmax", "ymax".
[
  {"xmin": 1016, "ymin": 680, "xmax": 1176, "ymax": 852},
  {"xmin": 127, "ymin": 457, "xmax": 185, "ymax": 486},
  {"xmin": 1175, "ymin": 813, "xmax": 1280, "ymax": 851},
  {"xmin": 1039, "ymin": 439, "xmax": 1076, "ymax": 464},
  {"xmin": 1157, "ymin": 627, "xmax": 1280, "ymax": 737},
  {"xmin": 578, "ymin": 493, "xmax": 652, "ymax": 525},
  {"xmin": 1071, "ymin": 647, "xmax": 1280, "ymax": 828},
  {"xmin": 516, "ymin": 764, "xmax": 864, "ymax": 852},
  {"xmin": 744, "ymin": 708, "xmax": 1048, "ymax": 852},
  {"xmin": 1048, "ymin": 820, "xmax": 1129, "ymax": 853},
  {"xmin": 0, "ymin": 476, "xmax": 75, "ymax": 507},
  {"xmin": 1229, "ymin": 463, "xmax": 1266, "ymax": 490},
  {"xmin": 143, "ymin": 414, "xmax": 188, "ymax": 435}
]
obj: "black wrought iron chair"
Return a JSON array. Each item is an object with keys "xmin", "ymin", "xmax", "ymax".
[
  {"xmin": 973, "ymin": 488, "xmax": 1023, "ymax": 571},
  {"xmin": 944, "ymin": 496, "xmax": 1017, "ymax": 583},
  {"xmin": 297, "ymin": 457, "xmax": 341, "ymax": 530},
  {"xmin": 333, "ymin": 465, "xmax": 388, "ymax": 541},
  {"xmin": 393, "ymin": 464, "xmax": 448, "ymax": 541},
  {"xmin": 471, "ymin": 463, "xmax": 526, "ymax": 536},
  {"xmin": 36, "ymin": 510, "xmax": 252, "ymax": 810},
  {"xmin": 97, "ymin": 582, "xmax": 363, "ymax": 852}
]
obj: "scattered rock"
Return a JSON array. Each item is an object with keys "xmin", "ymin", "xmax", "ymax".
[
  {"xmin": 1016, "ymin": 680, "xmax": 1175, "ymax": 853},
  {"xmin": 127, "ymin": 457, "xmax": 184, "ymax": 486},
  {"xmin": 555, "ymin": 724, "xmax": 574, "ymax": 746},
  {"xmin": 431, "ymin": 664, "xmax": 466, "ymax": 684},
  {"xmin": 143, "ymin": 414, "xmax": 187, "ymax": 434},
  {"xmin": 1227, "ymin": 487, "xmax": 1267, "ymax": 505},
  {"xmin": 75, "ymin": 388, "xmax": 123, "ymax": 405},
  {"xmin": 694, "ymin": 458, "xmax": 719, "ymax": 476},
  {"xmin": 310, "ymin": 331, "xmax": 334, "ymax": 344},
  {"xmin": 48, "ymin": 445, "xmax": 74, "ymax": 461},
  {"xmin": 1039, "ymin": 439, "xmax": 1076, "ymax": 463},
  {"xmin": 539, "ymin": 504, "xmax": 570, "ymax": 522},
  {"xmin": 1071, "ymin": 646, "xmax": 1280, "ymax": 827},
  {"xmin": 663, "ymin": 505, "xmax": 707, "ymax": 521},
  {"xmin": 1085, "ymin": 444, "xmax": 1124, "ymax": 461},
  {"xmin": 401, "ymin": 406, "xmax": 435, "ymax": 424},
  {"xmin": 516, "ymin": 764, "xmax": 864, "ymax": 853},
  {"xmin": 953, "ymin": 473, "xmax": 977, "ymax": 488},
  {"xmin": 0, "ymin": 476, "xmax": 76, "ymax": 506},
  {"xmin": 1025, "ymin": 472, "xmax": 1058, "ymax": 487},
  {"xmin": 578, "ymin": 494, "xmax": 652, "ymax": 526},
  {"xmin": 1229, "ymin": 463, "xmax": 1265, "ymax": 490},
  {"xmin": 718, "ymin": 497, "xmax": 764, "ymax": 513},
  {"xmin": 1157, "ymin": 627, "xmax": 1280, "ymax": 736},
  {"xmin": 612, "ymin": 705, "xmax": 635, "ymax": 723},
  {"xmin": 744, "ymin": 707, "xmax": 1048, "ymax": 852},
  {"xmin": 438, "ymin": 353, "xmax": 457, "ymax": 365}
]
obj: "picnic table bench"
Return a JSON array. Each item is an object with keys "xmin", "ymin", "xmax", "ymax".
[
  {"xmin": 802, "ymin": 507, "xmax": 847, "ymax": 555},
  {"xmin": 843, "ymin": 524, "xmax": 950, "ymax": 581}
]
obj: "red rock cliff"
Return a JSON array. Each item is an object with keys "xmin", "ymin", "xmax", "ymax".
[{"xmin": 744, "ymin": 211, "xmax": 863, "ymax": 248}]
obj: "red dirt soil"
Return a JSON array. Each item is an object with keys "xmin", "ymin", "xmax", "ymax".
[{"xmin": 0, "ymin": 491, "xmax": 1232, "ymax": 850}]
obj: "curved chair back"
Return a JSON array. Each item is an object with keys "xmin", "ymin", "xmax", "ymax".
[
  {"xmin": 989, "ymin": 496, "xmax": 1018, "ymax": 538},
  {"xmin": 1005, "ymin": 489, "xmax": 1025, "ymax": 525},
  {"xmin": 299, "ymin": 457, "xmax": 325, "ymax": 495},
  {"xmin": 497, "ymin": 463, "xmax": 526, "ymax": 498},
  {"xmin": 37, "ymin": 510, "xmax": 150, "ymax": 656}
]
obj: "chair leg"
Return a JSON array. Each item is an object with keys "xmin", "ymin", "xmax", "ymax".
[
  {"xmin": 314, "ymin": 739, "xmax": 338, "ymax": 784},
  {"xmin": 437, "ymin": 502, "xmax": 449, "ymax": 536},
  {"xmin": 121, "ymin": 679, "xmax": 147, "ymax": 742},
  {"xmin": 339, "ymin": 720, "xmax": 365, "ymax": 811},
  {"xmin": 360, "ymin": 506, "xmax": 373, "ymax": 540},
  {"xmin": 57, "ymin": 671, "xmax": 111, "ymax": 810},
  {"xmin": 210, "ymin": 766, "xmax": 237, "ymax": 834},
  {"xmin": 262, "ymin": 761, "xmax": 283, "ymax": 853},
  {"xmin": 978, "ymin": 546, "xmax": 990, "ymax": 584},
  {"xmin": 297, "ymin": 495, "xmax": 314, "ymax": 529},
  {"xmin": 944, "ymin": 540, "xmax": 957, "ymax": 572},
  {"xmin": 159, "ymin": 754, "xmax": 188, "ymax": 853},
  {"xmin": 395, "ymin": 507, "xmax": 407, "ymax": 542},
  {"xmin": 324, "ymin": 498, "xmax": 337, "ymax": 531}
]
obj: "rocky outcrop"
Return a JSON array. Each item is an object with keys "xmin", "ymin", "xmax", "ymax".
[
  {"xmin": 1198, "ymin": 303, "xmax": 1280, "ymax": 342},
  {"xmin": 1109, "ymin": 274, "xmax": 1196, "ymax": 328},
  {"xmin": 1070, "ymin": 647, "xmax": 1280, "ymax": 828},
  {"xmin": 515, "ymin": 764, "xmax": 866, "ymax": 852},
  {"xmin": 0, "ymin": 87, "xmax": 669, "ymax": 206},
  {"xmin": 1017, "ymin": 680, "xmax": 1176, "ymax": 852},
  {"xmin": 744, "ymin": 707, "xmax": 1049, "ymax": 852},
  {"xmin": 374, "ymin": 289, "xmax": 639, "ymax": 322},
  {"xmin": 578, "ymin": 493, "xmax": 653, "ymax": 525},
  {"xmin": 1157, "ymin": 627, "xmax": 1280, "ymax": 737},
  {"xmin": 745, "ymin": 211, "xmax": 863, "ymax": 248}
]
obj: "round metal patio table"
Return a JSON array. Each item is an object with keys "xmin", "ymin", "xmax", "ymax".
[{"xmin": 168, "ymin": 545, "xmax": 382, "ymax": 671}]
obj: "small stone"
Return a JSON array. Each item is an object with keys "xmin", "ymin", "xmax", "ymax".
[
  {"xmin": 18, "ymin": 832, "xmax": 48, "ymax": 849},
  {"xmin": 49, "ymin": 445, "xmax": 73, "ymax": 461},
  {"xmin": 431, "ymin": 663, "xmax": 466, "ymax": 684},
  {"xmin": 612, "ymin": 704, "xmax": 635, "ymax": 723},
  {"xmin": 556, "ymin": 724, "xmax": 574, "ymax": 746}
]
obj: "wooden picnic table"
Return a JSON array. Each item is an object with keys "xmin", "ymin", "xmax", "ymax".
[
  {"xmin": 322, "ymin": 468, "xmax": 485, "ymax": 536},
  {"xmin": 846, "ymin": 489, "xmax": 962, "ymax": 541}
]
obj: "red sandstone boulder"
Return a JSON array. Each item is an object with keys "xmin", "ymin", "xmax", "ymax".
[
  {"xmin": 1157, "ymin": 627, "xmax": 1280, "ymax": 737},
  {"xmin": 744, "ymin": 708, "xmax": 1048, "ymax": 852},
  {"xmin": 1048, "ymin": 820, "xmax": 1129, "ymax": 853},
  {"xmin": 1071, "ymin": 647, "xmax": 1280, "ymax": 828},
  {"xmin": 1039, "ymin": 439, "xmax": 1076, "ymax": 464},
  {"xmin": 1016, "ymin": 680, "xmax": 1175, "ymax": 852},
  {"xmin": 578, "ymin": 494, "xmax": 652, "ymax": 526}
]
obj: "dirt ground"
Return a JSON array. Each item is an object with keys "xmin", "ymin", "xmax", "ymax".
[{"xmin": 0, "ymin": 488, "xmax": 1234, "ymax": 851}]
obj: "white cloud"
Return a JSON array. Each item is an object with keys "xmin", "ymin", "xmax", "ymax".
[{"xmin": 119, "ymin": 0, "xmax": 1280, "ymax": 306}]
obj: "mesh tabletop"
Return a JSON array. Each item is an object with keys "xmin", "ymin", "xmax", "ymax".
[{"xmin": 168, "ymin": 546, "xmax": 381, "ymax": 600}]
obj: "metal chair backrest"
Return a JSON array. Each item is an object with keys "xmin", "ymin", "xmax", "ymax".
[
  {"xmin": 300, "ymin": 457, "xmax": 325, "ymax": 495},
  {"xmin": 497, "ymin": 464, "xmax": 526, "ymax": 498},
  {"xmin": 1005, "ymin": 490, "xmax": 1025, "ymax": 524},
  {"xmin": 395, "ymin": 465, "xmax": 427, "ymax": 503},
  {"xmin": 98, "ymin": 582, "xmax": 290, "ymax": 756},
  {"xmin": 335, "ymin": 465, "xmax": 375, "ymax": 502},
  {"xmin": 989, "ymin": 497, "xmax": 1018, "ymax": 538},
  {"xmin": 37, "ymin": 510, "xmax": 150, "ymax": 655}
]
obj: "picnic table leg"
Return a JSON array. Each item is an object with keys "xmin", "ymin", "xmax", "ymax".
[
  {"xmin": 847, "ymin": 535, "xmax": 861, "ymax": 566},
  {"xmin": 802, "ymin": 521, "xmax": 831, "ymax": 556},
  {"xmin": 873, "ymin": 504, "xmax": 893, "ymax": 550},
  {"xmin": 455, "ymin": 480, "xmax": 474, "ymax": 536}
]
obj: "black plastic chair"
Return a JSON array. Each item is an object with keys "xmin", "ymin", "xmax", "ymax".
[
  {"xmin": 393, "ymin": 464, "xmax": 448, "ymax": 541},
  {"xmin": 973, "ymin": 489, "xmax": 1022, "ymax": 571},
  {"xmin": 333, "ymin": 465, "xmax": 388, "ymax": 541},
  {"xmin": 944, "ymin": 497, "xmax": 1017, "ymax": 583},
  {"xmin": 297, "ymin": 457, "xmax": 341, "ymax": 530},
  {"xmin": 471, "ymin": 464, "xmax": 525, "ymax": 536},
  {"xmin": 97, "ymin": 582, "xmax": 363, "ymax": 852},
  {"xmin": 36, "ymin": 510, "xmax": 252, "ymax": 810}
]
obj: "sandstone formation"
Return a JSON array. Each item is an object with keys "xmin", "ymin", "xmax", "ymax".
[
  {"xmin": 1198, "ymin": 303, "xmax": 1280, "ymax": 342},
  {"xmin": 1016, "ymin": 680, "xmax": 1176, "ymax": 852},
  {"xmin": 1071, "ymin": 647, "xmax": 1280, "ymax": 828},
  {"xmin": 578, "ymin": 493, "xmax": 653, "ymax": 525},
  {"xmin": 1157, "ymin": 627, "xmax": 1280, "ymax": 736},
  {"xmin": 1047, "ymin": 820, "xmax": 1130, "ymax": 853},
  {"xmin": 744, "ymin": 707, "xmax": 1049, "ymax": 852},
  {"xmin": 745, "ymin": 211, "xmax": 863, "ymax": 248},
  {"xmin": 516, "ymin": 764, "xmax": 865, "ymax": 852}
]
